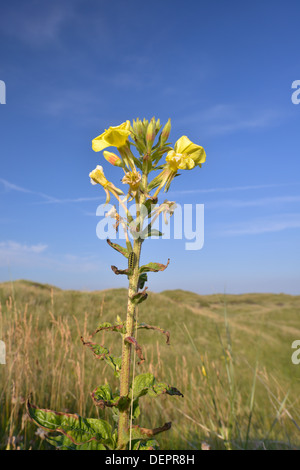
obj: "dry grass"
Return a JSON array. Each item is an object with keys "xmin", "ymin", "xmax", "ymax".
[{"xmin": 0, "ymin": 280, "xmax": 300, "ymax": 450}]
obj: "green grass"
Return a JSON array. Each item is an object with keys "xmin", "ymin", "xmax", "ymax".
[{"xmin": 0, "ymin": 280, "xmax": 300, "ymax": 450}]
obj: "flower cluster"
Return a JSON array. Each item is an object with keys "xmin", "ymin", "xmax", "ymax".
[{"xmin": 89, "ymin": 117, "xmax": 206, "ymax": 207}]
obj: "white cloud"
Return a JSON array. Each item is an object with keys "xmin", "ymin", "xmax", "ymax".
[
  {"xmin": 0, "ymin": 240, "xmax": 100, "ymax": 273},
  {"xmin": 219, "ymin": 213, "xmax": 300, "ymax": 236},
  {"xmin": 0, "ymin": 241, "xmax": 48, "ymax": 258},
  {"xmin": 0, "ymin": 2, "xmax": 72, "ymax": 46},
  {"xmin": 169, "ymin": 183, "xmax": 297, "ymax": 196},
  {"xmin": 176, "ymin": 104, "xmax": 282, "ymax": 136},
  {"xmin": 207, "ymin": 195, "xmax": 300, "ymax": 210},
  {"xmin": 0, "ymin": 178, "xmax": 103, "ymax": 205}
]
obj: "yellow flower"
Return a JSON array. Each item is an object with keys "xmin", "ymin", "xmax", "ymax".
[
  {"xmin": 149, "ymin": 135, "xmax": 206, "ymax": 197},
  {"xmin": 122, "ymin": 170, "xmax": 142, "ymax": 191},
  {"xmin": 92, "ymin": 121, "xmax": 131, "ymax": 152},
  {"xmin": 165, "ymin": 136, "xmax": 206, "ymax": 171},
  {"xmin": 122, "ymin": 169, "xmax": 142, "ymax": 200},
  {"xmin": 89, "ymin": 165, "xmax": 124, "ymax": 205}
]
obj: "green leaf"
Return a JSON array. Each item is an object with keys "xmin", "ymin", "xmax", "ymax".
[
  {"xmin": 81, "ymin": 337, "xmax": 122, "ymax": 377},
  {"xmin": 131, "ymin": 373, "xmax": 156, "ymax": 399},
  {"xmin": 139, "ymin": 259, "xmax": 170, "ymax": 273},
  {"xmin": 131, "ymin": 399, "xmax": 140, "ymax": 421},
  {"xmin": 95, "ymin": 321, "xmax": 126, "ymax": 335},
  {"xmin": 130, "ymin": 288, "xmax": 148, "ymax": 305},
  {"xmin": 103, "ymin": 354, "xmax": 122, "ymax": 378},
  {"xmin": 107, "ymin": 239, "xmax": 129, "ymax": 258},
  {"xmin": 132, "ymin": 439, "xmax": 159, "ymax": 450},
  {"xmin": 91, "ymin": 384, "xmax": 130, "ymax": 411},
  {"xmin": 137, "ymin": 273, "xmax": 147, "ymax": 290},
  {"xmin": 80, "ymin": 337, "xmax": 109, "ymax": 358},
  {"xmin": 141, "ymin": 226, "xmax": 163, "ymax": 239},
  {"xmin": 131, "ymin": 373, "xmax": 183, "ymax": 400},
  {"xmin": 27, "ymin": 401, "xmax": 113, "ymax": 448},
  {"xmin": 46, "ymin": 434, "xmax": 108, "ymax": 450},
  {"xmin": 144, "ymin": 199, "xmax": 157, "ymax": 217},
  {"xmin": 91, "ymin": 383, "xmax": 113, "ymax": 404}
]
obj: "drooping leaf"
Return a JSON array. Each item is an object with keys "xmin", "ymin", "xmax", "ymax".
[
  {"xmin": 107, "ymin": 239, "xmax": 129, "ymax": 258},
  {"xmin": 131, "ymin": 373, "xmax": 183, "ymax": 399},
  {"xmin": 27, "ymin": 401, "xmax": 113, "ymax": 448},
  {"xmin": 124, "ymin": 336, "xmax": 145, "ymax": 364},
  {"xmin": 80, "ymin": 337, "xmax": 109, "ymax": 359},
  {"xmin": 81, "ymin": 337, "xmax": 122, "ymax": 377},
  {"xmin": 111, "ymin": 265, "xmax": 130, "ymax": 275},
  {"xmin": 141, "ymin": 225, "xmax": 163, "ymax": 239},
  {"xmin": 129, "ymin": 422, "xmax": 172, "ymax": 441},
  {"xmin": 137, "ymin": 273, "xmax": 148, "ymax": 290},
  {"xmin": 130, "ymin": 288, "xmax": 148, "ymax": 306},
  {"xmin": 90, "ymin": 384, "xmax": 130, "ymax": 411},
  {"xmin": 92, "ymin": 321, "xmax": 126, "ymax": 336},
  {"xmin": 139, "ymin": 259, "xmax": 170, "ymax": 273},
  {"xmin": 104, "ymin": 354, "xmax": 122, "ymax": 377},
  {"xmin": 137, "ymin": 322, "xmax": 170, "ymax": 345},
  {"xmin": 149, "ymin": 382, "xmax": 184, "ymax": 398}
]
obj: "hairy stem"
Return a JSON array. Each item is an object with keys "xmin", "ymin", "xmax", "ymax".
[{"xmin": 117, "ymin": 173, "xmax": 147, "ymax": 449}]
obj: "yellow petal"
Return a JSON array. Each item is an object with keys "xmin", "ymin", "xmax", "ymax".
[
  {"xmin": 92, "ymin": 121, "xmax": 131, "ymax": 152},
  {"xmin": 174, "ymin": 136, "xmax": 193, "ymax": 154}
]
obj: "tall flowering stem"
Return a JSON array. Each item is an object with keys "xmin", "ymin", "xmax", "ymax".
[
  {"xmin": 26, "ymin": 117, "xmax": 206, "ymax": 451},
  {"xmin": 117, "ymin": 174, "xmax": 147, "ymax": 449}
]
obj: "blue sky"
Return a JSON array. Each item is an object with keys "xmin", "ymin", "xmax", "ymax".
[{"xmin": 0, "ymin": 0, "xmax": 300, "ymax": 294}]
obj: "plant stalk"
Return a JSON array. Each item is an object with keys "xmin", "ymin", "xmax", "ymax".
[{"xmin": 117, "ymin": 174, "xmax": 147, "ymax": 449}]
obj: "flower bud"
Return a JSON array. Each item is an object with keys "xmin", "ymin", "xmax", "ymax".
[
  {"xmin": 160, "ymin": 118, "xmax": 171, "ymax": 146},
  {"xmin": 103, "ymin": 151, "xmax": 123, "ymax": 167},
  {"xmin": 146, "ymin": 120, "xmax": 156, "ymax": 151}
]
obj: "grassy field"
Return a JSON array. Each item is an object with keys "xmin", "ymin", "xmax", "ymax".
[{"xmin": 0, "ymin": 279, "xmax": 300, "ymax": 450}]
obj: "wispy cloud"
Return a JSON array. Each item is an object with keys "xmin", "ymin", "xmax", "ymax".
[
  {"xmin": 219, "ymin": 213, "xmax": 300, "ymax": 236},
  {"xmin": 0, "ymin": 241, "xmax": 48, "ymax": 254},
  {"xmin": 169, "ymin": 182, "xmax": 299, "ymax": 196},
  {"xmin": 0, "ymin": 240, "xmax": 100, "ymax": 273},
  {"xmin": 0, "ymin": 2, "xmax": 73, "ymax": 46},
  {"xmin": 0, "ymin": 178, "xmax": 103, "ymax": 205},
  {"xmin": 176, "ymin": 104, "xmax": 282, "ymax": 136},
  {"xmin": 0, "ymin": 177, "xmax": 58, "ymax": 202},
  {"xmin": 207, "ymin": 195, "xmax": 300, "ymax": 210}
]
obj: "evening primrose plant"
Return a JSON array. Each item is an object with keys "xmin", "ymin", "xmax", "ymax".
[{"xmin": 27, "ymin": 117, "xmax": 206, "ymax": 450}]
